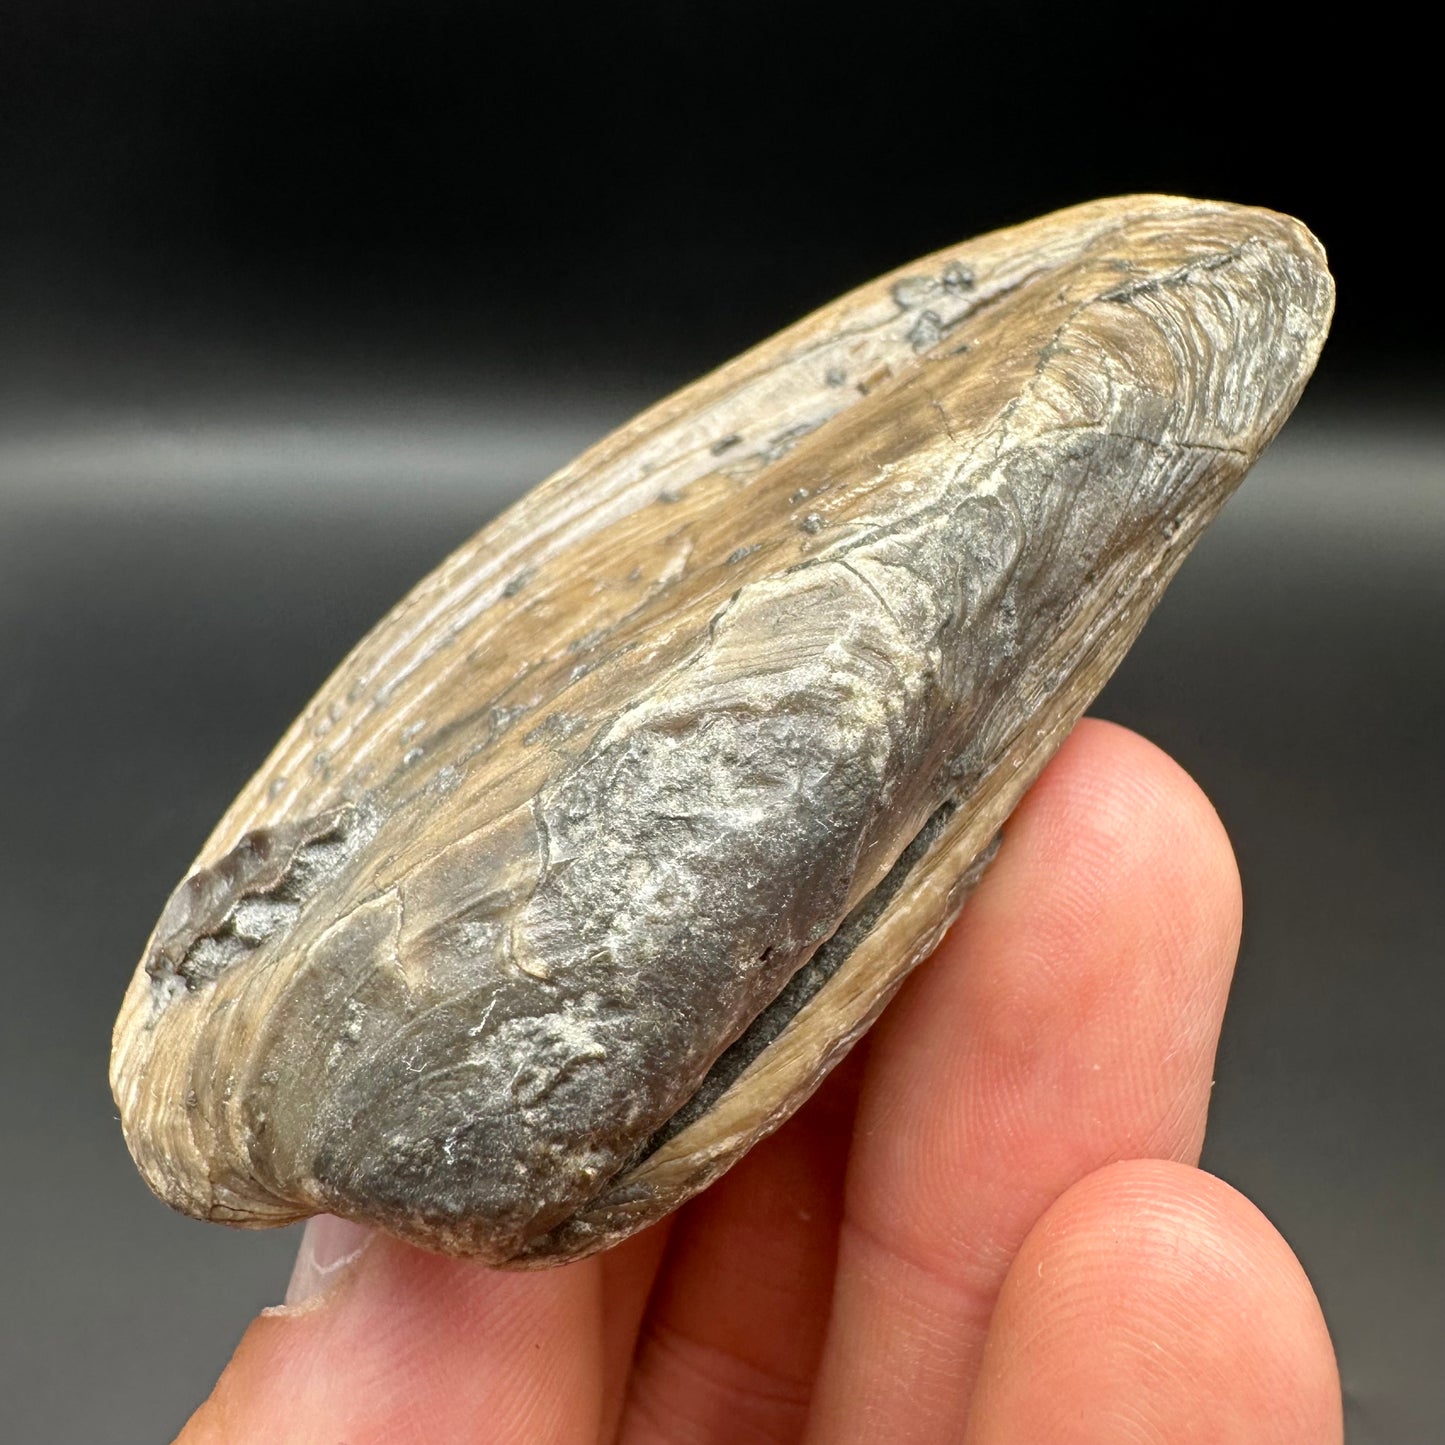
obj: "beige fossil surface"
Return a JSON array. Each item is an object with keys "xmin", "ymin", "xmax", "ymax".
[{"xmin": 111, "ymin": 195, "xmax": 1333, "ymax": 1265}]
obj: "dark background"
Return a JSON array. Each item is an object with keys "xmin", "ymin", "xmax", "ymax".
[
  {"xmin": 1, "ymin": 0, "xmax": 1436, "ymax": 419},
  {"xmin": 2, "ymin": 4, "xmax": 1439, "ymax": 1442}
]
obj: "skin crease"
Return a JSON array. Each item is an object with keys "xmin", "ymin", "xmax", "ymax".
[{"xmin": 175, "ymin": 720, "xmax": 1342, "ymax": 1445}]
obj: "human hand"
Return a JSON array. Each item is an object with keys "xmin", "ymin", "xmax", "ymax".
[{"xmin": 177, "ymin": 720, "xmax": 1341, "ymax": 1444}]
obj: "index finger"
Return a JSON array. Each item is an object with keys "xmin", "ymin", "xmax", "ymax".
[{"xmin": 804, "ymin": 718, "xmax": 1244, "ymax": 1444}]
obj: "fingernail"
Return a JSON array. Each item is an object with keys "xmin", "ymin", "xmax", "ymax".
[{"xmin": 282, "ymin": 1214, "xmax": 373, "ymax": 1308}]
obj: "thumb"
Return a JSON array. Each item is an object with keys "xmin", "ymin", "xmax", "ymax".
[{"xmin": 176, "ymin": 1216, "xmax": 606, "ymax": 1445}]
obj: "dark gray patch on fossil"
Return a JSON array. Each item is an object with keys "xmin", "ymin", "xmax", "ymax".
[
  {"xmin": 763, "ymin": 421, "xmax": 822, "ymax": 463},
  {"xmin": 893, "ymin": 262, "xmax": 975, "ymax": 314},
  {"xmin": 1098, "ymin": 246, "xmax": 1245, "ymax": 306},
  {"xmin": 907, "ymin": 310, "xmax": 945, "ymax": 352},
  {"xmin": 145, "ymin": 806, "xmax": 362, "ymax": 1005},
  {"xmin": 631, "ymin": 797, "xmax": 974, "ymax": 1164},
  {"xmin": 312, "ymin": 592, "xmax": 921, "ymax": 1247},
  {"xmin": 568, "ymin": 625, "xmax": 613, "ymax": 656},
  {"xmin": 490, "ymin": 702, "xmax": 530, "ymax": 734},
  {"xmin": 522, "ymin": 712, "xmax": 589, "ymax": 748},
  {"xmin": 942, "ymin": 260, "xmax": 976, "ymax": 293}
]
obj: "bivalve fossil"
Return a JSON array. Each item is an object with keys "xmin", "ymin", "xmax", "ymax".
[{"xmin": 111, "ymin": 195, "xmax": 1334, "ymax": 1265}]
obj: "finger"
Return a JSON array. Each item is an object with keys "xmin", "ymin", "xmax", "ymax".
[
  {"xmin": 615, "ymin": 1049, "xmax": 866, "ymax": 1445},
  {"xmin": 965, "ymin": 1159, "xmax": 1342, "ymax": 1444},
  {"xmin": 177, "ymin": 1220, "xmax": 607, "ymax": 1445},
  {"xmin": 598, "ymin": 1222, "xmax": 674, "ymax": 1443},
  {"xmin": 805, "ymin": 719, "xmax": 1244, "ymax": 1444}
]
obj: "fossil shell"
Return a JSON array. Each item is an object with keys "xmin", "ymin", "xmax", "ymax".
[{"xmin": 111, "ymin": 195, "xmax": 1333, "ymax": 1265}]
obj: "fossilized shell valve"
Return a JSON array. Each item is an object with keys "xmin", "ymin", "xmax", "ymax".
[{"xmin": 111, "ymin": 196, "xmax": 1333, "ymax": 1265}]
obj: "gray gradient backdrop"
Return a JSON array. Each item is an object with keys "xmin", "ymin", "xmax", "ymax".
[{"xmin": 1, "ymin": 389, "xmax": 1441, "ymax": 1442}]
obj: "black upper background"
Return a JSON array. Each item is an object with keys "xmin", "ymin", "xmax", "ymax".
[{"xmin": 0, "ymin": 1, "xmax": 1423, "ymax": 410}]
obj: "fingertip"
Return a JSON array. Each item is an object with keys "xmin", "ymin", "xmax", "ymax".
[
  {"xmin": 933, "ymin": 718, "xmax": 1244, "ymax": 1162},
  {"xmin": 967, "ymin": 1159, "xmax": 1342, "ymax": 1445},
  {"xmin": 1013, "ymin": 718, "xmax": 1243, "ymax": 960},
  {"xmin": 864, "ymin": 719, "xmax": 1244, "ymax": 1211}
]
